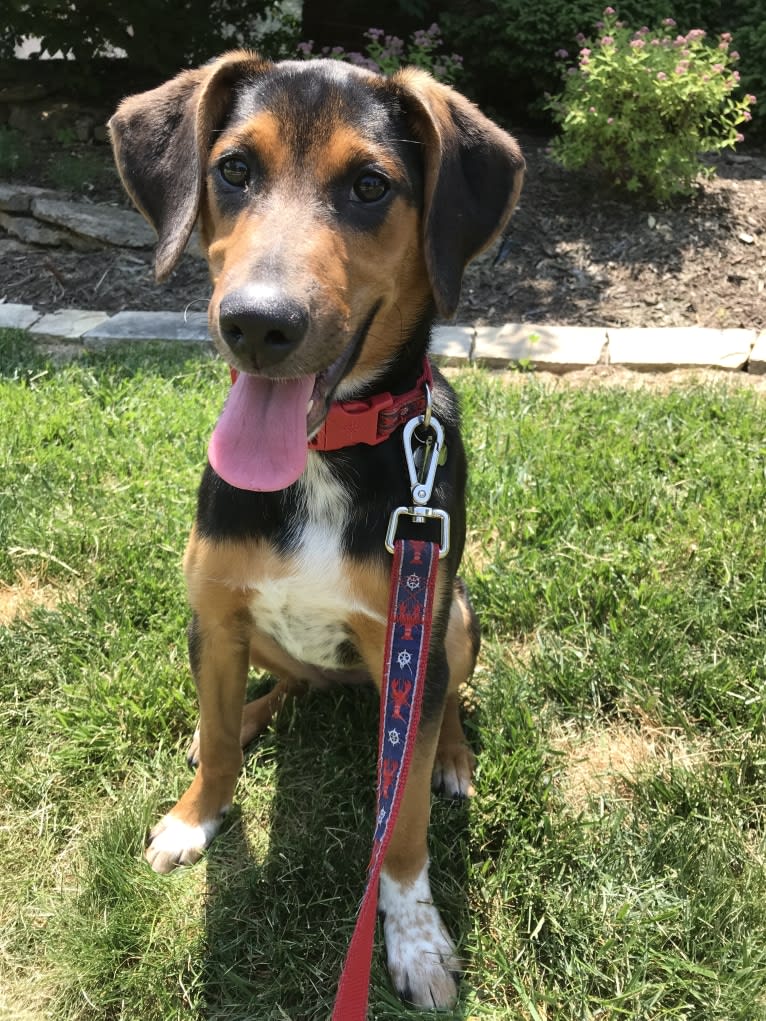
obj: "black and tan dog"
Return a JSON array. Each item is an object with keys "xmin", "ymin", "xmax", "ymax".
[{"xmin": 109, "ymin": 52, "xmax": 523, "ymax": 1008}]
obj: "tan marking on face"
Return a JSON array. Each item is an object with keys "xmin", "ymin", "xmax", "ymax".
[{"xmin": 313, "ymin": 122, "xmax": 403, "ymax": 186}]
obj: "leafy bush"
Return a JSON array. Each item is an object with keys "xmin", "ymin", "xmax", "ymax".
[
  {"xmin": 547, "ymin": 8, "xmax": 756, "ymax": 203},
  {"xmin": 298, "ymin": 23, "xmax": 464, "ymax": 84},
  {"xmin": 438, "ymin": 0, "xmax": 764, "ymax": 138}
]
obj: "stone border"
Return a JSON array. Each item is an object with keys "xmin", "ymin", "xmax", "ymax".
[{"xmin": 2, "ymin": 302, "xmax": 765, "ymax": 374}]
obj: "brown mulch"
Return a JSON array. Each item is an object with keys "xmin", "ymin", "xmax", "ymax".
[{"xmin": 1, "ymin": 135, "xmax": 764, "ymax": 329}]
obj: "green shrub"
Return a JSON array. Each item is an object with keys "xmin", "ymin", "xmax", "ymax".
[
  {"xmin": 547, "ymin": 9, "xmax": 755, "ymax": 203},
  {"xmin": 439, "ymin": 0, "xmax": 763, "ymax": 139}
]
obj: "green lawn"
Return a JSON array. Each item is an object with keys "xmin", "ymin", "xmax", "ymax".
[{"xmin": 1, "ymin": 329, "xmax": 765, "ymax": 1020}]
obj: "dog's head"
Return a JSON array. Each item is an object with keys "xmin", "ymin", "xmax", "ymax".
[{"xmin": 110, "ymin": 52, "xmax": 523, "ymax": 489}]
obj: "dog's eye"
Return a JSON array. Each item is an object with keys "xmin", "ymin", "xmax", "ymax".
[
  {"xmin": 219, "ymin": 157, "xmax": 250, "ymax": 187},
  {"xmin": 352, "ymin": 172, "xmax": 389, "ymax": 203}
]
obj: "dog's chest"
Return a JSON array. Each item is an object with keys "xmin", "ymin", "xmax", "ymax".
[{"xmin": 248, "ymin": 458, "xmax": 376, "ymax": 668}]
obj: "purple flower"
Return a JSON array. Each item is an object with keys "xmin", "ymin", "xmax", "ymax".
[
  {"xmin": 637, "ymin": 26, "xmax": 649, "ymax": 35},
  {"xmin": 745, "ymin": 93, "xmax": 757, "ymax": 104},
  {"xmin": 686, "ymin": 29, "xmax": 706, "ymax": 41},
  {"xmin": 736, "ymin": 132, "xmax": 744, "ymax": 142},
  {"xmin": 580, "ymin": 48, "xmax": 591, "ymax": 56},
  {"xmin": 743, "ymin": 110, "xmax": 752, "ymax": 121},
  {"xmin": 662, "ymin": 17, "xmax": 676, "ymax": 26},
  {"xmin": 555, "ymin": 48, "xmax": 569, "ymax": 58},
  {"xmin": 297, "ymin": 40, "xmax": 313, "ymax": 55},
  {"xmin": 366, "ymin": 28, "xmax": 384, "ymax": 40},
  {"xmin": 601, "ymin": 35, "xmax": 614, "ymax": 46},
  {"xmin": 589, "ymin": 105, "xmax": 597, "ymax": 113},
  {"xmin": 603, "ymin": 5, "xmax": 615, "ymax": 14},
  {"xmin": 674, "ymin": 61, "xmax": 689, "ymax": 74},
  {"xmin": 731, "ymin": 51, "xmax": 740, "ymax": 60},
  {"xmin": 712, "ymin": 63, "xmax": 724, "ymax": 73},
  {"xmin": 606, "ymin": 116, "xmax": 614, "ymax": 124},
  {"xmin": 630, "ymin": 38, "xmax": 645, "ymax": 48},
  {"xmin": 575, "ymin": 33, "xmax": 586, "ymax": 44},
  {"xmin": 656, "ymin": 71, "xmax": 667, "ymax": 80},
  {"xmin": 720, "ymin": 31, "xmax": 732, "ymax": 43},
  {"xmin": 651, "ymin": 38, "xmax": 661, "ymax": 46}
]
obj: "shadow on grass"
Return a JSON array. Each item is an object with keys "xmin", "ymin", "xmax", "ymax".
[
  {"xmin": 0, "ymin": 329, "xmax": 219, "ymax": 383},
  {"xmin": 200, "ymin": 683, "xmax": 472, "ymax": 1020}
]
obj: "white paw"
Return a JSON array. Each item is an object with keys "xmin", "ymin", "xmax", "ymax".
[
  {"xmin": 145, "ymin": 813, "xmax": 222, "ymax": 874},
  {"xmin": 379, "ymin": 864, "xmax": 461, "ymax": 1008}
]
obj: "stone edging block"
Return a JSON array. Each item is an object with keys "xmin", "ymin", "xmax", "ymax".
[
  {"xmin": 0, "ymin": 302, "xmax": 41, "ymax": 330},
  {"xmin": 607, "ymin": 327, "xmax": 754, "ymax": 371},
  {"xmin": 430, "ymin": 325, "xmax": 474, "ymax": 365},
  {"xmin": 473, "ymin": 323, "xmax": 606, "ymax": 372},
  {"xmin": 83, "ymin": 310, "xmax": 211, "ymax": 350},
  {"xmin": 30, "ymin": 309, "xmax": 110, "ymax": 343}
]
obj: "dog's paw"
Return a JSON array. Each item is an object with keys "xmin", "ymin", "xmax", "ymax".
[
  {"xmin": 379, "ymin": 866, "xmax": 461, "ymax": 1009},
  {"xmin": 432, "ymin": 740, "xmax": 476, "ymax": 799},
  {"xmin": 145, "ymin": 813, "xmax": 221, "ymax": 874}
]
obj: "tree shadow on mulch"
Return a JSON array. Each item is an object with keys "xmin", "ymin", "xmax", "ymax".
[{"xmin": 458, "ymin": 135, "xmax": 766, "ymax": 331}]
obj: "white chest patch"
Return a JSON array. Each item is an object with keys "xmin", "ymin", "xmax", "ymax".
[{"xmin": 248, "ymin": 455, "xmax": 380, "ymax": 668}]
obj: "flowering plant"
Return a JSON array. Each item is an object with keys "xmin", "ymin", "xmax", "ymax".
[
  {"xmin": 547, "ymin": 8, "xmax": 756, "ymax": 202},
  {"xmin": 297, "ymin": 23, "xmax": 464, "ymax": 84}
]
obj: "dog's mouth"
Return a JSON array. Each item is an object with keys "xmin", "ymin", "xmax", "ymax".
[{"xmin": 208, "ymin": 316, "xmax": 372, "ymax": 493}]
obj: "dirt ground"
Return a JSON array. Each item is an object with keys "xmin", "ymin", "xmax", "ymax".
[{"xmin": 1, "ymin": 134, "xmax": 765, "ymax": 330}]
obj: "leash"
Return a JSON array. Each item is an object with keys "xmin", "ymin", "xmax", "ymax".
[{"xmin": 332, "ymin": 384, "xmax": 450, "ymax": 1020}]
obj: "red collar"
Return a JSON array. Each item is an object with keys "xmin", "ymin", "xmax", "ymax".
[
  {"xmin": 229, "ymin": 359, "xmax": 433, "ymax": 453},
  {"xmin": 309, "ymin": 358, "xmax": 433, "ymax": 451}
]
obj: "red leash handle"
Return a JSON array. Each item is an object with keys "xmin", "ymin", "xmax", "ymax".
[{"xmin": 332, "ymin": 538, "xmax": 439, "ymax": 1019}]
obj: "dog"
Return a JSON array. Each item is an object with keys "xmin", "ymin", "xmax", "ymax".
[{"xmin": 109, "ymin": 51, "xmax": 523, "ymax": 1009}]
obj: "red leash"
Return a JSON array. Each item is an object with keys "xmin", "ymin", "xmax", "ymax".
[
  {"xmin": 332, "ymin": 376, "xmax": 450, "ymax": 1017},
  {"xmin": 332, "ymin": 537, "xmax": 440, "ymax": 1020}
]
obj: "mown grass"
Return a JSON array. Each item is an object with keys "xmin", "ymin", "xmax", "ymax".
[{"xmin": 1, "ymin": 329, "xmax": 765, "ymax": 1020}]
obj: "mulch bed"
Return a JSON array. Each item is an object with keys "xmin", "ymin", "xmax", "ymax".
[{"xmin": 1, "ymin": 135, "xmax": 764, "ymax": 330}]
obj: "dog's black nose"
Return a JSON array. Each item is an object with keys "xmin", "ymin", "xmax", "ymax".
[{"xmin": 218, "ymin": 285, "xmax": 309, "ymax": 369}]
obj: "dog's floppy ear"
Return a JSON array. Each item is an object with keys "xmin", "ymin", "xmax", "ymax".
[
  {"xmin": 109, "ymin": 51, "xmax": 270, "ymax": 280},
  {"xmin": 392, "ymin": 69, "xmax": 525, "ymax": 319}
]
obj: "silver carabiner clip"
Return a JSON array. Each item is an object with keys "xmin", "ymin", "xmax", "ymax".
[{"xmin": 403, "ymin": 414, "xmax": 444, "ymax": 506}]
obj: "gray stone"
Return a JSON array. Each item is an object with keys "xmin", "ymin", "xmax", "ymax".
[
  {"xmin": 30, "ymin": 309, "xmax": 110, "ymax": 343},
  {"xmin": 0, "ymin": 303, "xmax": 40, "ymax": 330},
  {"xmin": 0, "ymin": 210, "xmax": 69, "ymax": 246},
  {"xmin": 0, "ymin": 182, "xmax": 59, "ymax": 213},
  {"xmin": 607, "ymin": 327, "xmax": 754, "ymax": 371},
  {"xmin": 31, "ymin": 197, "xmax": 155, "ymax": 249},
  {"xmin": 473, "ymin": 323, "xmax": 606, "ymax": 371},
  {"xmin": 83, "ymin": 311, "xmax": 211, "ymax": 350},
  {"xmin": 749, "ymin": 332, "xmax": 766, "ymax": 374},
  {"xmin": 430, "ymin": 325, "xmax": 473, "ymax": 365},
  {"xmin": 74, "ymin": 115, "xmax": 95, "ymax": 143}
]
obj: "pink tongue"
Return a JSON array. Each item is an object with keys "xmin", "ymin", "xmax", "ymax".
[{"xmin": 208, "ymin": 372, "xmax": 316, "ymax": 492}]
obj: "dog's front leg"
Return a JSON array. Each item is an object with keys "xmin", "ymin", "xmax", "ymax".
[
  {"xmin": 146, "ymin": 606, "xmax": 249, "ymax": 874},
  {"xmin": 378, "ymin": 649, "xmax": 461, "ymax": 1010}
]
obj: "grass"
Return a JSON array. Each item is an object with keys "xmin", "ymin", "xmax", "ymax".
[{"xmin": 1, "ymin": 328, "xmax": 765, "ymax": 1020}]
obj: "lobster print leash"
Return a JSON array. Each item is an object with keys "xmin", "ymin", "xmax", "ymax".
[{"xmin": 332, "ymin": 537, "xmax": 440, "ymax": 1020}]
